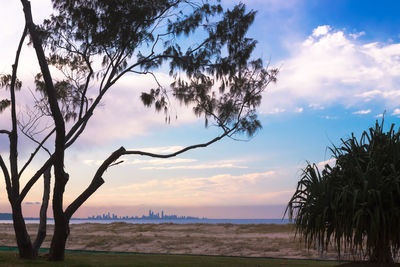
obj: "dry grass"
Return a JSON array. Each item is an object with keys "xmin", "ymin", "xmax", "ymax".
[{"xmin": 0, "ymin": 223, "xmax": 338, "ymax": 259}]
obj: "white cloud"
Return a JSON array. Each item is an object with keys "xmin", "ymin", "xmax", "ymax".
[
  {"xmin": 322, "ymin": 115, "xmax": 338, "ymax": 120},
  {"xmin": 83, "ymin": 157, "xmax": 197, "ymax": 167},
  {"xmin": 82, "ymin": 157, "xmax": 246, "ymax": 170},
  {"xmin": 312, "ymin": 25, "xmax": 331, "ymax": 37},
  {"xmin": 392, "ymin": 108, "xmax": 400, "ymax": 116},
  {"xmin": 317, "ymin": 158, "xmax": 336, "ymax": 170},
  {"xmin": 295, "ymin": 107, "xmax": 303, "ymax": 113},
  {"xmin": 308, "ymin": 103, "xmax": 325, "ymax": 110},
  {"xmin": 261, "ymin": 107, "xmax": 286, "ymax": 114},
  {"xmin": 349, "ymin": 31, "xmax": 365, "ymax": 40},
  {"xmin": 353, "ymin": 109, "xmax": 371, "ymax": 115},
  {"xmin": 261, "ymin": 25, "xmax": 400, "ymax": 114},
  {"xmin": 140, "ymin": 163, "xmax": 247, "ymax": 170},
  {"xmin": 126, "ymin": 158, "xmax": 196, "ymax": 166}
]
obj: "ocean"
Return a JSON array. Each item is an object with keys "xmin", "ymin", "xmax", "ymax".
[{"xmin": 0, "ymin": 218, "xmax": 289, "ymax": 224}]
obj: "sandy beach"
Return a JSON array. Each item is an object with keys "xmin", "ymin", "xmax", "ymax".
[{"xmin": 0, "ymin": 223, "xmax": 341, "ymax": 260}]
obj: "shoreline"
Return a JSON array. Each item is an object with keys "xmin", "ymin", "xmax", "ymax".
[{"xmin": 0, "ymin": 218, "xmax": 290, "ymax": 225}]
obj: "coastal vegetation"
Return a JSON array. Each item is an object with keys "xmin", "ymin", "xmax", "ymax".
[{"xmin": 287, "ymin": 119, "xmax": 400, "ymax": 264}]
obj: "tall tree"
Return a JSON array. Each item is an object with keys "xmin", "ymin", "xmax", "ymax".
[
  {"xmin": 0, "ymin": 0, "xmax": 277, "ymax": 261},
  {"xmin": 0, "ymin": 26, "xmax": 52, "ymax": 258}
]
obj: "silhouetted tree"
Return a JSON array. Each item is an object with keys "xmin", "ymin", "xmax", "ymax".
[
  {"xmin": 0, "ymin": 0, "xmax": 277, "ymax": 261},
  {"xmin": 0, "ymin": 27, "xmax": 52, "ymax": 258},
  {"xmin": 286, "ymin": 120, "xmax": 400, "ymax": 264}
]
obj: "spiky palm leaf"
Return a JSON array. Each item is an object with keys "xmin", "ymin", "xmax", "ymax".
[{"xmin": 286, "ymin": 119, "xmax": 400, "ymax": 263}]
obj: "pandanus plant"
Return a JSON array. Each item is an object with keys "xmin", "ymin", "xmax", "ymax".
[{"xmin": 286, "ymin": 119, "xmax": 400, "ymax": 264}]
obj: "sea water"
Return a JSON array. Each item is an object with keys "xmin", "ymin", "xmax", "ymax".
[{"xmin": 0, "ymin": 218, "xmax": 289, "ymax": 224}]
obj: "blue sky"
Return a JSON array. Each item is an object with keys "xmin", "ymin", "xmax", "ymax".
[{"xmin": 0, "ymin": 0, "xmax": 399, "ymax": 218}]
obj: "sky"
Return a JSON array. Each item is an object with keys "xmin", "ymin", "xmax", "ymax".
[{"xmin": 0, "ymin": 0, "xmax": 399, "ymax": 219}]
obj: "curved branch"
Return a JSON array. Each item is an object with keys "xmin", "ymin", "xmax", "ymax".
[
  {"xmin": 19, "ymin": 128, "xmax": 55, "ymax": 178},
  {"xmin": 64, "ymin": 126, "xmax": 236, "ymax": 219},
  {"xmin": 0, "ymin": 155, "xmax": 12, "ymax": 200},
  {"xmin": 18, "ymin": 155, "xmax": 54, "ymax": 204},
  {"xmin": 123, "ymin": 127, "xmax": 235, "ymax": 158}
]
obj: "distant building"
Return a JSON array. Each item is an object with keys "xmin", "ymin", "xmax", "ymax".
[{"xmin": 87, "ymin": 209, "xmax": 201, "ymax": 220}]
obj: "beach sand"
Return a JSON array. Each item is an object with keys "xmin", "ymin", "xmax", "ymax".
[{"xmin": 0, "ymin": 223, "xmax": 339, "ymax": 259}]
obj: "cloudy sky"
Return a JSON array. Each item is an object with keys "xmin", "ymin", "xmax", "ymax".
[{"xmin": 0, "ymin": 0, "xmax": 399, "ymax": 219}]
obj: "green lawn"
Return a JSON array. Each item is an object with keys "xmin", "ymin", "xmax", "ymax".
[{"xmin": 0, "ymin": 251, "xmax": 342, "ymax": 267}]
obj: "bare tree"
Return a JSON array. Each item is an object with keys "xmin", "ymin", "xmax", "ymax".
[{"xmin": 0, "ymin": 0, "xmax": 277, "ymax": 261}]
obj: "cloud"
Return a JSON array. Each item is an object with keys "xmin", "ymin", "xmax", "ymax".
[
  {"xmin": 308, "ymin": 103, "xmax": 325, "ymax": 110},
  {"xmin": 295, "ymin": 107, "xmax": 303, "ymax": 113},
  {"xmin": 392, "ymin": 108, "xmax": 400, "ymax": 116},
  {"xmin": 83, "ymin": 156, "xmax": 247, "ymax": 170},
  {"xmin": 140, "ymin": 162, "xmax": 247, "ymax": 170},
  {"xmin": 102, "ymin": 171, "xmax": 284, "ymax": 205},
  {"xmin": 312, "ymin": 25, "xmax": 331, "ymax": 37},
  {"xmin": 322, "ymin": 115, "xmax": 338, "ymax": 120},
  {"xmin": 353, "ymin": 109, "xmax": 371, "ymax": 115},
  {"xmin": 74, "ymin": 74, "xmax": 200, "ymax": 146},
  {"xmin": 261, "ymin": 107, "xmax": 286, "ymax": 115},
  {"xmin": 349, "ymin": 31, "xmax": 365, "ymax": 40},
  {"xmin": 126, "ymin": 158, "xmax": 196, "ymax": 166},
  {"xmin": 261, "ymin": 25, "xmax": 400, "ymax": 114},
  {"xmin": 317, "ymin": 158, "xmax": 336, "ymax": 170}
]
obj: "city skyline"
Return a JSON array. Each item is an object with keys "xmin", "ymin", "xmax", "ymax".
[{"xmin": 87, "ymin": 209, "xmax": 202, "ymax": 220}]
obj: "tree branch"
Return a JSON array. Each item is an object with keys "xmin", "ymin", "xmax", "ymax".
[
  {"xmin": 33, "ymin": 166, "xmax": 51, "ymax": 256},
  {"xmin": 21, "ymin": 0, "xmax": 66, "ymax": 225},
  {"xmin": 9, "ymin": 24, "xmax": 27, "ymax": 197},
  {"xmin": 19, "ymin": 128, "xmax": 55, "ymax": 178},
  {"xmin": 64, "ymin": 126, "xmax": 236, "ymax": 219},
  {"xmin": 0, "ymin": 155, "xmax": 12, "ymax": 201},
  {"xmin": 18, "ymin": 155, "xmax": 54, "ymax": 204},
  {"xmin": 124, "ymin": 128, "xmax": 235, "ymax": 158},
  {"xmin": 21, "ymin": 0, "xmax": 65, "ymax": 137},
  {"xmin": 0, "ymin": 130, "xmax": 11, "ymax": 135}
]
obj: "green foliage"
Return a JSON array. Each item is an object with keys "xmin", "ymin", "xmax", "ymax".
[
  {"xmin": 0, "ymin": 74, "xmax": 22, "ymax": 91},
  {"xmin": 38, "ymin": 0, "xmax": 277, "ymax": 137},
  {"xmin": 286, "ymin": 119, "xmax": 400, "ymax": 263},
  {"xmin": 0, "ymin": 74, "xmax": 22, "ymax": 114},
  {"xmin": 0, "ymin": 99, "xmax": 11, "ymax": 113}
]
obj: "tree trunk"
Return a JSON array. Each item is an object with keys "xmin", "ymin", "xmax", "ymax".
[
  {"xmin": 370, "ymin": 238, "xmax": 393, "ymax": 263},
  {"xmin": 33, "ymin": 167, "xmax": 51, "ymax": 257},
  {"xmin": 12, "ymin": 205, "xmax": 34, "ymax": 259},
  {"xmin": 48, "ymin": 217, "xmax": 69, "ymax": 261},
  {"xmin": 48, "ymin": 171, "xmax": 69, "ymax": 261}
]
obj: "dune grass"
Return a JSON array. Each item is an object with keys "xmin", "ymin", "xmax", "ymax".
[{"xmin": 0, "ymin": 251, "xmax": 342, "ymax": 267}]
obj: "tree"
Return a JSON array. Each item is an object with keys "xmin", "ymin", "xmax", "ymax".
[
  {"xmin": 286, "ymin": 119, "xmax": 400, "ymax": 264},
  {"xmin": 0, "ymin": 0, "xmax": 277, "ymax": 261},
  {"xmin": 0, "ymin": 27, "xmax": 52, "ymax": 258}
]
